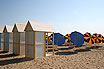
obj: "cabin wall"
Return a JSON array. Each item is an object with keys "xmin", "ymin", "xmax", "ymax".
[
  {"xmin": 1, "ymin": 33, "xmax": 4, "ymax": 50},
  {"xmin": 9, "ymin": 33, "xmax": 13, "ymax": 52},
  {"xmin": 13, "ymin": 32, "xmax": 25, "ymax": 55},
  {"xmin": 13, "ymin": 32, "xmax": 19, "ymax": 54},
  {"xmin": 25, "ymin": 32, "xmax": 34, "ymax": 58},
  {"xmin": 4, "ymin": 33, "xmax": 9, "ymax": 52},
  {"xmin": 35, "ymin": 32, "xmax": 44, "ymax": 58},
  {"xmin": 25, "ymin": 31, "xmax": 45, "ymax": 59},
  {"xmin": 20, "ymin": 32, "xmax": 25, "ymax": 55}
]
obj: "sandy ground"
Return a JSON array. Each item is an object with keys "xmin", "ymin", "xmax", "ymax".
[{"xmin": 0, "ymin": 44, "xmax": 104, "ymax": 69}]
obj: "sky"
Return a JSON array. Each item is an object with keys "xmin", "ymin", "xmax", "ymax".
[{"xmin": 0, "ymin": 0, "xmax": 104, "ymax": 35}]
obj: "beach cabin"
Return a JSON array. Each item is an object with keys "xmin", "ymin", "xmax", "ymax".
[
  {"xmin": 24, "ymin": 20, "xmax": 55, "ymax": 59},
  {"xmin": 3, "ymin": 25, "xmax": 13, "ymax": 52},
  {"xmin": 0, "ymin": 27, "xmax": 4, "ymax": 50},
  {"xmin": 12, "ymin": 24, "xmax": 26, "ymax": 55}
]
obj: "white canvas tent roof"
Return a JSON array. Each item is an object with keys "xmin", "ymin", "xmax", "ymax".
[
  {"xmin": 3, "ymin": 25, "xmax": 13, "ymax": 32},
  {"xmin": 25, "ymin": 20, "xmax": 55, "ymax": 32},
  {"xmin": 12, "ymin": 24, "xmax": 26, "ymax": 32},
  {"xmin": 0, "ymin": 27, "xmax": 4, "ymax": 33}
]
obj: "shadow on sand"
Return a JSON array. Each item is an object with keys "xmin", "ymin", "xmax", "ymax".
[
  {"xmin": 0, "ymin": 46, "xmax": 102, "ymax": 66},
  {"xmin": 55, "ymin": 45, "xmax": 103, "ymax": 55},
  {"xmin": 55, "ymin": 51, "xmax": 78, "ymax": 55},
  {"xmin": 0, "ymin": 57, "xmax": 33, "ymax": 66},
  {"xmin": 89, "ymin": 46, "xmax": 102, "ymax": 49},
  {"xmin": 47, "ymin": 49, "xmax": 58, "ymax": 52},
  {"xmin": 0, "ymin": 51, "xmax": 8, "ymax": 54},
  {"xmin": 0, "ymin": 51, "xmax": 33, "ymax": 66},
  {"xmin": 0, "ymin": 54, "xmax": 18, "ymax": 58}
]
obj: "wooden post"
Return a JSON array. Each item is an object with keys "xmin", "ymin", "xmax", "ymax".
[
  {"xmin": 47, "ymin": 32, "xmax": 48, "ymax": 54},
  {"xmin": 18, "ymin": 32, "xmax": 20, "ymax": 55},
  {"xmin": 44, "ymin": 33, "xmax": 46, "ymax": 57},
  {"xmin": 33, "ymin": 32, "xmax": 35, "ymax": 59},
  {"xmin": 3, "ymin": 32, "xmax": 5, "ymax": 51},
  {"xmin": 52, "ymin": 32, "xmax": 54, "ymax": 56},
  {"xmin": 13, "ymin": 32, "xmax": 14, "ymax": 53},
  {"xmin": 8, "ymin": 33, "xmax": 9, "ymax": 52},
  {"xmin": 25, "ymin": 32, "xmax": 26, "ymax": 57}
]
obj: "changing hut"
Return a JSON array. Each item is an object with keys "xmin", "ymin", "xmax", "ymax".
[
  {"xmin": 0, "ymin": 27, "xmax": 4, "ymax": 50},
  {"xmin": 24, "ymin": 20, "xmax": 55, "ymax": 59},
  {"xmin": 12, "ymin": 24, "xmax": 26, "ymax": 55},
  {"xmin": 3, "ymin": 25, "xmax": 13, "ymax": 52}
]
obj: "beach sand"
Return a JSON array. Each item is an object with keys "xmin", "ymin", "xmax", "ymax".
[{"xmin": 0, "ymin": 44, "xmax": 104, "ymax": 69}]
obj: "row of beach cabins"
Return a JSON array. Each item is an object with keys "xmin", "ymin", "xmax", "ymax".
[{"xmin": 0, "ymin": 20, "xmax": 55, "ymax": 59}]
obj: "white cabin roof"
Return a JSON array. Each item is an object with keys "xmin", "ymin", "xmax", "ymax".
[
  {"xmin": 0, "ymin": 27, "xmax": 4, "ymax": 33},
  {"xmin": 12, "ymin": 24, "xmax": 26, "ymax": 32},
  {"xmin": 3, "ymin": 25, "xmax": 13, "ymax": 32},
  {"xmin": 25, "ymin": 20, "xmax": 55, "ymax": 32}
]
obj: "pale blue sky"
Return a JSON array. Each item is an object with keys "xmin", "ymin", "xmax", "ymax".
[{"xmin": 0, "ymin": 0, "xmax": 104, "ymax": 35}]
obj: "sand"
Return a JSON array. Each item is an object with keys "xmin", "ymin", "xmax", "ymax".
[{"xmin": 0, "ymin": 45, "xmax": 104, "ymax": 69}]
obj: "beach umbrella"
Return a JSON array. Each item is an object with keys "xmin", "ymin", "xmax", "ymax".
[
  {"xmin": 92, "ymin": 33, "xmax": 103, "ymax": 43},
  {"xmin": 65, "ymin": 34, "xmax": 71, "ymax": 43},
  {"xmin": 83, "ymin": 32, "xmax": 95, "ymax": 44},
  {"xmin": 49, "ymin": 34, "xmax": 53, "ymax": 41},
  {"xmin": 70, "ymin": 31, "xmax": 84, "ymax": 46},
  {"xmin": 46, "ymin": 35, "xmax": 50, "ymax": 42},
  {"xmin": 50, "ymin": 33, "xmax": 65, "ymax": 46},
  {"xmin": 101, "ymin": 37, "xmax": 104, "ymax": 43}
]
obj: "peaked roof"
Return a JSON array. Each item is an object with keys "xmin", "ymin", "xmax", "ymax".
[
  {"xmin": 24, "ymin": 20, "xmax": 55, "ymax": 32},
  {"xmin": 12, "ymin": 24, "xmax": 26, "ymax": 32},
  {"xmin": 0, "ymin": 27, "xmax": 4, "ymax": 33},
  {"xmin": 3, "ymin": 25, "xmax": 13, "ymax": 32}
]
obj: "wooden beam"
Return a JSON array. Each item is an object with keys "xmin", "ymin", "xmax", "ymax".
[
  {"xmin": 18, "ymin": 32, "xmax": 20, "ymax": 55},
  {"xmin": 25, "ymin": 32, "xmax": 27, "ymax": 57},
  {"xmin": 25, "ymin": 30, "xmax": 53, "ymax": 33},
  {"xmin": 44, "ymin": 32, "xmax": 46, "ymax": 57},
  {"xmin": 47, "ymin": 32, "xmax": 48, "ymax": 54},
  {"xmin": 3, "ymin": 32, "xmax": 5, "ymax": 51},
  {"xmin": 52, "ymin": 32, "xmax": 54, "ymax": 56},
  {"xmin": 13, "ymin": 32, "xmax": 14, "ymax": 53},
  {"xmin": 33, "ymin": 32, "xmax": 35, "ymax": 59}
]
